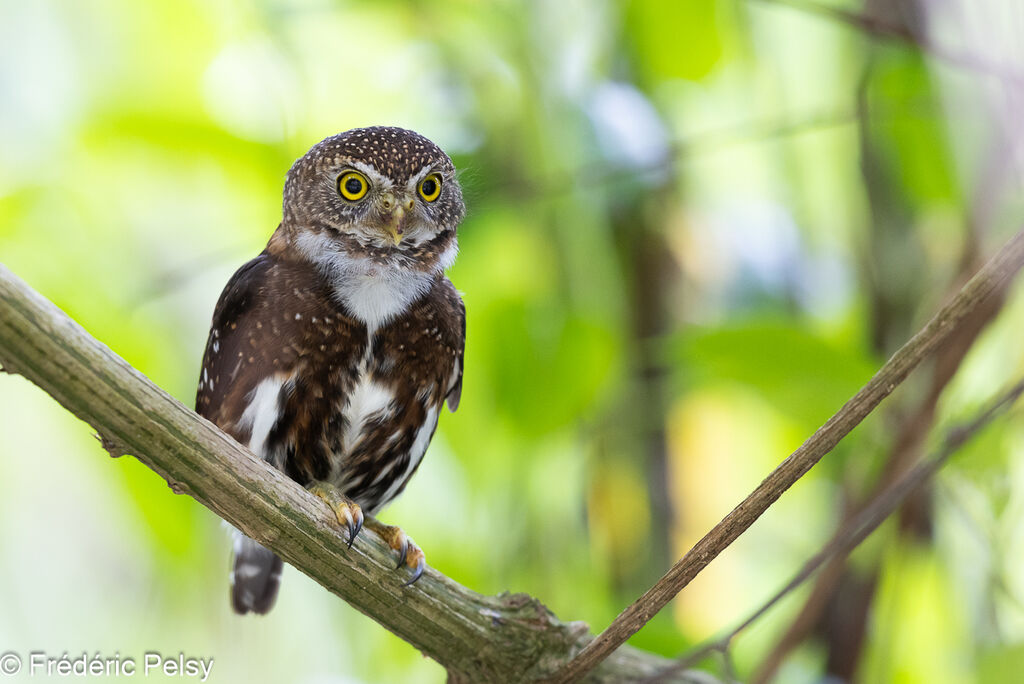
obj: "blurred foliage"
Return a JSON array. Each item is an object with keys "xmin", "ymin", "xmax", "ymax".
[{"xmin": 2, "ymin": 0, "xmax": 1024, "ymax": 682}]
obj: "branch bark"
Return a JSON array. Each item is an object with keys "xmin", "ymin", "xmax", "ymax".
[
  {"xmin": 547, "ymin": 228, "xmax": 1024, "ymax": 682},
  {"xmin": 0, "ymin": 262, "xmax": 715, "ymax": 684}
]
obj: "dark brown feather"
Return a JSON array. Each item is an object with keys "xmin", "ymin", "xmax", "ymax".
[
  {"xmin": 198, "ymin": 126, "xmax": 466, "ymax": 614},
  {"xmin": 196, "ymin": 250, "xmax": 464, "ymax": 509}
]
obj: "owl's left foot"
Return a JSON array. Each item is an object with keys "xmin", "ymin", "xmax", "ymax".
[
  {"xmin": 365, "ymin": 518, "xmax": 426, "ymax": 585},
  {"xmin": 309, "ymin": 481, "xmax": 364, "ymax": 548}
]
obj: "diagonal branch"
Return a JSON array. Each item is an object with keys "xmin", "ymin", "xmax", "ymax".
[
  {"xmin": 650, "ymin": 377, "xmax": 1024, "ymax": 681},
  {"xmin": 0, "ymin": 262, "xmax": 715, "ymax": 684},
  {"xmin": 546, "ymin": 228, "xmax": 1024, "ymax": 683}
]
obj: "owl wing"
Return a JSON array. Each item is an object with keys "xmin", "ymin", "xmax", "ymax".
[
  {"xmin": 195, "ymin": 252, "xmax": 282, "ymax": 439},
  {"xmin": 441, "ymin": 279, "xmax": 466, "ymax": 413},
  {"xmin": 195, "ymin": 252, "xmax": 291, "ymax": 617}
]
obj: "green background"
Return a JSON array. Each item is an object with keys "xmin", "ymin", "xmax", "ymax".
[{"xmin": 2, "ymin": 0, "xmax": 1024, "ymax": 682}]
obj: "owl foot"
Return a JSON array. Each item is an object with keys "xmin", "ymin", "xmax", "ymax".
[
  {"xmin": 365, "ymin": 518, "xmax": 426, "ymax": 586},
  {"xmin": 309, "ymin": 482, "xmax": 364, "ymax": 548}
]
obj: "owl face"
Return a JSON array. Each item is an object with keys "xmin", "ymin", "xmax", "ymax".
[{"xmin": 281, "ymin": 127, "xmax": 464, "ymax": 272}]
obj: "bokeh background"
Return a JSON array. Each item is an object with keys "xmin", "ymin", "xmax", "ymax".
[{"xmin": 3, "ymin": 0, "xmax": 1024, "ymax": 682}]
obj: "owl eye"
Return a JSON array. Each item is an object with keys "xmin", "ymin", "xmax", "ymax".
[
  {"xmin": 338, "ymin": 171, "xmax": 368, "ymax": 201},
  {"xmin": 418, "ymin": 173, "xmax": 442, "ymax": 202}
]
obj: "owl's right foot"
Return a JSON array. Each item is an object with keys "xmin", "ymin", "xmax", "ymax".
[
  {"xmin": 365, "ymin": 518, "xmax": 426, "ymax": 585},
  {"xmin": 310, "ymin": 481, "xmax": 364, "ymax": 548}
]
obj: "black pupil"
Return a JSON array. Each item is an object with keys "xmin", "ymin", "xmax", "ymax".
[
  {"xmin": 345, "ymin": 177, "xmax": 363, "ymax": 195},
  {"xmin": 422, "ymin": 179, "xmax": 437, "ymax": 196}
]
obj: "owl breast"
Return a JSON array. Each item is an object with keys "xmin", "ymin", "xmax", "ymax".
[
  {"xmin": 198, "ymin": 254, "xmax": 464, "ymax": 518},
  {"xmin": 261, "ymin": 270, "xmax": 462, "ymax": 516},
  {"xmin": 320, "ymin": 343, "xmax": 442, "ymax": 513}
]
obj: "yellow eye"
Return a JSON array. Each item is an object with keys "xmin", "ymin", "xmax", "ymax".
[
  {"xmin": 338, "ymin": 171, "xmax": 368, "ymax": 201},
  {"xmin": 418, "ymin": 173, "xmax": 442, "ymax": 202}
]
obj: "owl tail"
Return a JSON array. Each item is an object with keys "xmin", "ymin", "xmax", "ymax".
[{"xmin": 230, "ymin": 533, "xmax": 283, "ymax": 615}]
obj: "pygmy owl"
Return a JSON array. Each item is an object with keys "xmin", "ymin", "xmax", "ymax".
[{"xmin": 195, "ymin": 126, "xmax": 465, "ymax": 614}]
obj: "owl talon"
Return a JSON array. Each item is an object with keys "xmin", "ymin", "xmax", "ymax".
[
  {"xmin": 310, "ymin": 482, "xmax": 364, "ymax": 548},
  {"xmin": 397, "ymin": 540, "xmax": 425, "ymax": 585},
  {"xmin": 347, "ymin": 515, "xmax": 363, "ymax": 549},
  {"xmin": 366, "ymin": 518, "xmax": 426, "ymax": 585},
  {"xmin": 403, "ymin": 553, "xmax": 426, "ymax": 586}
]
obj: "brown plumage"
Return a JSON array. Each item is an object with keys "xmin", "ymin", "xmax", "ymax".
[{"xmin": 196, "ymin": 127, "xmax": 466, "ymax": 614}]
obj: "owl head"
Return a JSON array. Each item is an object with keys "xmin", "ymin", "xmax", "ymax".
[{"xmin": 279, "ymin": 126, "xmax": 464, "ymax": 273}]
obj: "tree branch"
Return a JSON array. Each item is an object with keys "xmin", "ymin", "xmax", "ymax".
[
  {"xmin": 546, "ymin": 228, "xmax": 1024, "ymax": 682},
  {"xmin": 651, "ymin": 377, "xmax": 1024, "ymax": 681},
  {"xmin": 752, "ymin": 155, "xmax": 1014, "ymax": 680},
  {"xmin": 0, "ymin": 262, "xmax": 716, "ymax": 684}
]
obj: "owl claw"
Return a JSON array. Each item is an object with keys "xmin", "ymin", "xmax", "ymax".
[
  {"xmin": 309, "ymin": 482, "xmax": 364, "ymax": 548},
  {"xmin": 403, "ymin": 556, "xmax": 426, "ymax": 586},
  {"xmin": 347, "ymin": 514, "xmax": 364, "ymax": 549},
  {"xmin": 365, "ymin": 518, "xmax": 426, "ymax": 586}
]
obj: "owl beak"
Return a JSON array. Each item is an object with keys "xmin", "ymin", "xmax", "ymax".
[
  {"xmin": 385, "ymin": 224, "xmax": 404, "ymax": 246},
  {"xmin": 380, "ymin": 192, "xmax": 412, "ymax": 245}
]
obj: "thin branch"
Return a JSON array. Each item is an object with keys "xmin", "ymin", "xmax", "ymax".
[
  {"xmin": 546, "ymin": 228, "xmax": 1024, "ymax": 683},
  {"xmin": 748, "ymin": 0, "xmax": 1024, "ymax": 87},
  {"xmin": 650, "ymin": 377, "xmax": 1024, "ymax": 681},
  {"xmin": 0, "ymin": 262, "xmax": 713, "ymax": 684},
  {"xmin": 754, "ymin": 195, "xmax": 1013, "ymax": 681}
]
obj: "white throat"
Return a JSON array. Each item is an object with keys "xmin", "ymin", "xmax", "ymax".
[{"xmin": 293, "ymin": 232, "xmax": 435, "ymax": 332}]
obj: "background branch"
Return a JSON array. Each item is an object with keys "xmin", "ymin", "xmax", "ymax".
[
  {"xmin": 547, "ymin": 228, "xmax": 1024, "ymax": 683},
  {"xmin": 748, "ymin": 0, "xmax": 1024, "ymax": 86},
  {"xmin": 651, "ymin": 377, "xmax": 1024, "ymax": 681}
]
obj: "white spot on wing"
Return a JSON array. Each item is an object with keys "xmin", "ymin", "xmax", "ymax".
[{"xmin": 237, "ymin": 375, "xmax": 286, "ymax": 458}]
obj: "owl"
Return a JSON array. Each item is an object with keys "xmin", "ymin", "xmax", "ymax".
[{"xmin": 195, "ymin": 127, "xmax": 465, "ymax": 614}]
